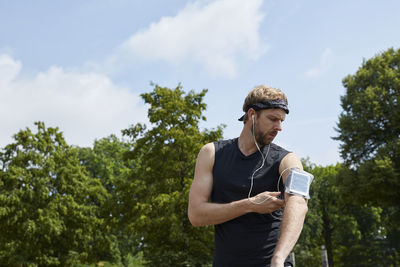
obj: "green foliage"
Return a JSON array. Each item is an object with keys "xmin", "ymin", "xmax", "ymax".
[
  {"xmin": 3, "ymin": 68, "xmax": 399, "ymax": 266},
  {"xmin": 334, "ymin": 48, "xmax": 400, "ymax": 265},
  {"xmin": 295, "ymin": 163, "xmax": 388, "ymax": 267},
  {"xmin": 335, "ymin": 47, "xmax": 400, "ymax": 166},
  {"xmin": 77, "ymin": 135, "xmax": 141, "ymax": 265},
  {"xmin": 122, "ymin": 84, "xmax": 224, "ymax": 266},
  {"xmin": 0, "ymin": 122, "xmax": 116, "ymax": 266}
]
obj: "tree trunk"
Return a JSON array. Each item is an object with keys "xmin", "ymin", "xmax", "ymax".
[{"xmin": 322, "ymin": 205, "xmax": 334, "ymax": 267}]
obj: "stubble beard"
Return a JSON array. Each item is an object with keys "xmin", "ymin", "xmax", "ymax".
[{"xmin": 254, "ymin": 127, "xmax": 275, "ymax": 147}]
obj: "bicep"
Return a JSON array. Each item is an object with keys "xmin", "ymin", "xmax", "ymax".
[
  {"xmin": 279, "ymin": 152, "xmax": 303, "ymax": 184},
  {"xmin": 279, "ymin": 153, "xmax": 308, "ymax": 204},
  {"xmin": 189, "ymin": 143, "xmax": 215, "ymax": 206}
]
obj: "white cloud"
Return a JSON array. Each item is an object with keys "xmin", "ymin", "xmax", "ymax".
[
  {"xmin": 305, "ymin": 48, "xmax": 333, "ymax": 78},
  {"xmin": 0, "ymin": 54, "xmax": 147, "ymax": 148},
  {"xmin": 0, "ymin": 54, "xmax": 21, "ymax": 86},
  {"xmin": 116, "ymin": 0, "xmax": 267, "ymax": 78}
]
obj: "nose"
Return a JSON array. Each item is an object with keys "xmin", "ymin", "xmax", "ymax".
[{"xmin": 275, "ymin": 121, "xmax": 283, "ymax": 131}]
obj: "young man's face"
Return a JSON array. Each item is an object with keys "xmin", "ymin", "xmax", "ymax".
[{"xmin": 253, "ymin": 108, "xmax": 286, "ymax": 146}]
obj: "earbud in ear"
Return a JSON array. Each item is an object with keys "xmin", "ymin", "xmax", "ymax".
[{"xmin": 251, "ymin": 114, "xmax": 254, "ymax": 120}]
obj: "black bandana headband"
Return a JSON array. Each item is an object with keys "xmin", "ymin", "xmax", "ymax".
[{"xmin": 238, "ymin": 99, "xmax": 289, "ymax": 121}]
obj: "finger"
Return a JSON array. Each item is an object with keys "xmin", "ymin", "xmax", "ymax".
[
  {"xmin": 267, "ymin": 191, "xmax": 281, "ymax": 197},
  {"xmin": 273, "ymin": 198, "xmax": 284, "ymax": 205}
]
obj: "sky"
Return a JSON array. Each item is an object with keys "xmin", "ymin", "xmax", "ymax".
[{"xmin": 1, "ymin": 0, "xmax": 399, "ymax": 166}]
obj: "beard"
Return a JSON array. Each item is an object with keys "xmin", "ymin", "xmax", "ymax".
[{"xmin": 253, "ymin": 126, "xmax": 277, "ymax": 147}]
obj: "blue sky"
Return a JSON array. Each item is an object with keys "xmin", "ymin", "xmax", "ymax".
[{"xmin": 1, "ymin": 0, "xmax": 399, "ymax": 165}]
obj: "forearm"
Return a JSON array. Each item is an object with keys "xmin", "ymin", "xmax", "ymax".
[
  {"xmin": 188, "ymin": 198, "xmax": 251, "ymax": 227},
  {"xmin": 272, "ymin": 195, "xmax": 308, "ymax": 265}
]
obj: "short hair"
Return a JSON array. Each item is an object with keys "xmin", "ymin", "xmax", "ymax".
[{"xmin": 242, "ymin": 85, "xmax": 288, "ymax": 123}]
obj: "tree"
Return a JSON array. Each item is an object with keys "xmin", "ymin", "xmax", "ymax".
[
  {"xmin": 335, "ymin": 47, "xmax": 400, "ymax": 166},
  {"xmin": 0, "ymin": 122, "xmax": 116, "ymax": 266},
  {"xmin": 121, "ymin": 84, "xmax": 224, "ymax": 266},
  {"xmin": 334, "ymin": 48, "xmax": 400, "ymax": 265},
  {"xmin": 295, "ymin": 162, "xmax": 385, "ymax": 267},
  {"xmin": 77, "ymin": 135, "xmax": 139, "ymax": 266}
]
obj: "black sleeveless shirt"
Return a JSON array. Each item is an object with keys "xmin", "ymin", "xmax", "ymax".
[{"xmin": 211, "ymin": 138, "xmax": 290, "ymax": 267}]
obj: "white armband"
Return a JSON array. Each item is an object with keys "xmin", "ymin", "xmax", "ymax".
[{"xmin": 285, "ymin": 168, "xmax": 314, "ymax": 199}]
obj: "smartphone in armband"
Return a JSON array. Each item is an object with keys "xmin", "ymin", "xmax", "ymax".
[{"xmin": 285, "ymin": 168, "xmax": 314, "ymax": 199}]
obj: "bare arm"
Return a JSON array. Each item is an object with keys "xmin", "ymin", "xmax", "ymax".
[
  {"xmin": 271, "ymin": 153, "xmax": 309, "ymax": 267},
  {"xmin": 188, "ymin": 143, "xmax": 284, "ymax": 227}
]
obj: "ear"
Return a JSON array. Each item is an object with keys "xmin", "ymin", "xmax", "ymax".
[{"xmin": 248, "ymin": 108, "xmax": 256, "ymax": 121}]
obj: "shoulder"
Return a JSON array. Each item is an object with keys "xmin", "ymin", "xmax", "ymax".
[
  {"xmin": 196, "ymin": 142, "xmax": 216, "ymax": 168},
  {"xmin": 274, "ymin": 152, "xmax": 303, "ymax": 183},
  {"xmin": 213, "ymin": 138, "xmax": 237, "ymax": 154},
  {"xmin": 279, "ymin": 152, "xmax": 303, "ymax": 174},
  {"xmin": 198, "ymin": 139, "xmax": 237, "ymax": 166},
  {"xmin": 199, "ymin": 142, "xmax": 215, "ymax": 156},
  {"xmin": 214, "ymin": 138, "xmax": 236, "ymax": 149},
  {"xmin": 268, "ymin": 143, "xmax": 291, "ymax": 162},
  {"xmin": 270, "ymin": 142, "xmax": 290, "ymax": 154},
  {"xmin": 200, "ymin": 138, "xmax": 235, "ymax": 157},
  {"xmin": 192, "ymin": 143, "xmax": 216, "ymax": 186}
]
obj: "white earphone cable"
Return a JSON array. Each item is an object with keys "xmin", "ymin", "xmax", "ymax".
[
  {"xmin": 248, "ymin": 115, "xmax": 271, "ymax": 204},
  {"xmin": 247, "ymin": 115, "xmax": 292, "ymax": 220}
]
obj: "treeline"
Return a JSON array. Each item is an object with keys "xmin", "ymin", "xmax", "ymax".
[
  {"xmin": 0, "ymin": 48, "xmax": 399, "ymax": 266},
  {"xmin": 295, "ymin": 48, "xmax": 400, "ymax": 267},
  {"xmin": 0, "ymin": 85, "xmax": 223, "ymax": 267}
]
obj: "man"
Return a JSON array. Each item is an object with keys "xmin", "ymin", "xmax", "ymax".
[{"xmin": 188, "ymin": 85, "xmax": 309, "ymax": 267}]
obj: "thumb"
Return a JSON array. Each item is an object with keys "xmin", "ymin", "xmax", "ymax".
[{"xmin": 268, "ymin": 191, "xmax": 282, "ymax": 197}]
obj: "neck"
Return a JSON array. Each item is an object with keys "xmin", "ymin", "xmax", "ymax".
[{"xmin": 238, "ymin": 125, "xmax": 259, "ymax": 156}]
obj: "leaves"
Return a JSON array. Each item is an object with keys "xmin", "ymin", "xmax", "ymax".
[
  {"xmin": 2, "ymin": 78, "xmax": 399, "ymax": 266},
  {"xmin": 0, "ymin": 122, "xmax": 116, "ymax": 266},
  {"xmin": 335, "ymin": 48, "xmax": 400, "ymax": 165},
  {"xmin": 121, "ymin": 84, "xmax": 223, "ymax": 266},
  {"xmin": 332, "ymin": 48, "xmax": 400, "ymax": 265},
  {"xmin": 295, "ymin": 163, "xmax": 388, "ymax": 267}
]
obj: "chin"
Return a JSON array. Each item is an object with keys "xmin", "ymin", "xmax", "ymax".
[
  {"xmin": 259, "ymin": 139, "xmax": 273, "ymax": 146},
  {"xmin": 267, "ymin": 137, "xmax": 276, "ymax": 145}
]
